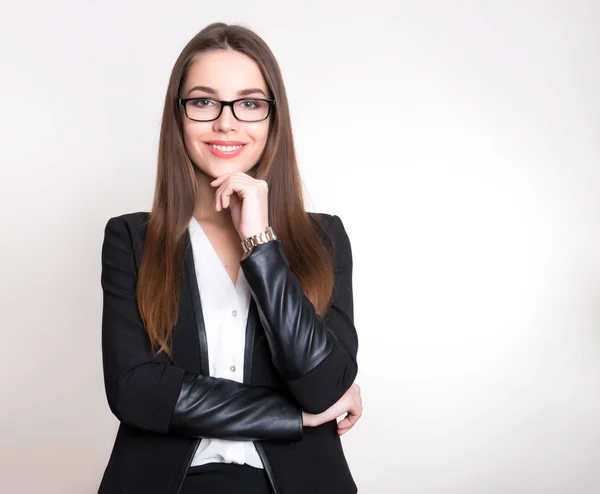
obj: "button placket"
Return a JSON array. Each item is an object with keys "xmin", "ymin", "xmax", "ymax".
[{"xmin": 230, "ymin": 307, "xmax": 237, "ymax": 373}]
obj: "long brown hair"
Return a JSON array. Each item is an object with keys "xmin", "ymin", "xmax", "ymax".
[{"xmin": 137, "ymin": 23, "xmax": 336, "ymax": 358}]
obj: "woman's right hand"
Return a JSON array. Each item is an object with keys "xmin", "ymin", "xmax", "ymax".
[{"xmin": 302, "ymin": 382, "xmax": 362, "ymax": 435}]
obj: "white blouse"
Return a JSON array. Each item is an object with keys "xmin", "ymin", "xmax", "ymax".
[{"xmin": 187, "ymin": 216, "xmax": 264, "ymax": 469}]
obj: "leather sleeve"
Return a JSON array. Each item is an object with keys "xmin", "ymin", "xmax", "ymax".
[
  {"xmin": 239, "ymin": 214, "xmax": 358, "ymax": 414},
  {"xmin": 101, "ymin": 216, "xmax": 303, "ymax": 441},
  {"xmin": 169, "ymin": 373, "xmax": 303, "ymax": 441}
]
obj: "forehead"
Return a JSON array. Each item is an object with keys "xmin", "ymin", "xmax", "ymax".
[{"xmin": 182, "ymin": 49, "xmax": 268, "ymax": 97}]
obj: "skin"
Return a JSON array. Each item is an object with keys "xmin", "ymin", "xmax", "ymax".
[
  {"xmin": 180, "ymin": 49, "xmax": 362, "ymax": 435},
  {"xmin": 180, "ymin": 49, "xmax": 271, "ymax": 286}
]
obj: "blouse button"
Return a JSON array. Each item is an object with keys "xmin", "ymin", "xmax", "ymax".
[
  {"xmin": 230, "ymin": 365, "xmax": 236, "ymax": 372},
  {"xmin": 232, "ymin": 310, "xmax": 237, "ymax": 317}
]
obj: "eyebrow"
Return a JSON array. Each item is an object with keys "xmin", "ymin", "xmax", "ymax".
[{"xmin": 187, "ymin": 85, "xmax": 268, "ymax": 97}]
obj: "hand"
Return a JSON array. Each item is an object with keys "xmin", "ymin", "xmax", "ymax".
[
  {"xmin": 210, "ymin": 172, "xmax": 270, "ymax": 239},
  {"xmin": 302, "ymin": 383, "xmax": 362, "ymax": 436}
]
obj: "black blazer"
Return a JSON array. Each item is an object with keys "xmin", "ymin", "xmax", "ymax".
[{"xmin": 98, "ymin": 211, "xmax": 358, "ymax": 494}]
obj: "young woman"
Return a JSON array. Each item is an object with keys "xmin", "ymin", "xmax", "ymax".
[{"xmin": 99, "ymin": 22, "xmax": 361, "ymax": 494}]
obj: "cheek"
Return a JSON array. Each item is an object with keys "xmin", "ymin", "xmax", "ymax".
[
  {"xmin": 182, "ymin": 122, "xmax": 209, "ymax": 151},
  {"xmin": 182, "ymin": 121, "xmax": 195, "ymax": 144},
  {"xmin": 248, "ymin": 123, "xmax": 270, "ymax": 150}
]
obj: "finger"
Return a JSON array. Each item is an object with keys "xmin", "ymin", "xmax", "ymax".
[
  {"xmin": 215, "ymin": 182, "xmax": 230, "ymax": 211},
  {"xmin": 219, "ymin": 182, "xmax": 238, "ymax": 209},
  {"xmin": 337, "ymin": 417, "xmax": 352, "ymax": 430},
  {"xmin": 210, "ymin": 175, "xmax": 229, "ymax": 187},
  {"xmin": 343, "ymin": 408, "xmax": 362, "ymax": 428},
  {"xmin": 215, "ymin": 187, "xmax": 225, "ymax": 211},
  {"xmin": 338, "ymin": 425, "xmax": 354, "ymax": 435},
  {"xmin": 212, "ymin": 174, "xmax": 242, "ymax": 209},
  {"xmin": 337, "ymin": 417, "xmax": 357, "ymax": 435},
  {"xmin": 337, "ymin": 412, "xmax": 356, "ymax": 430},
  {"xmin": 222, "ymin": 189, "xmax": 230, "ymax": 209},
  {"xmin": 337, "ymin": 412, "xmax": 359, "ymax": 430},
  {"xmin": 213, "ymin": 177, "xmax": 226, "ymax": 211}
]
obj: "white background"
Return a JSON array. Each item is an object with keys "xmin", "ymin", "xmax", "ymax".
[{"xmin": 1, "ymin": 1, "xmax": 599, "ymax": 493}]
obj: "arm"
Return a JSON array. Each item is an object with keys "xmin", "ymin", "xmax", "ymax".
[
  {"xmin": 101, "ymin": 216, "xmax": 302, "ymax": 441},
  {"xmin": 239, "ymin": 214, "xmax": 358, "ymax": 414}
]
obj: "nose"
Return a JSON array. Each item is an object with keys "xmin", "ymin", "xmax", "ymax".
[{"xmin": 213, "ymin": 104, "xmax": 239, "ymax": 133}]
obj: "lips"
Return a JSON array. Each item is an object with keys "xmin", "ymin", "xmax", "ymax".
[{"xmin": 204, "ymin": 141, "xmax": 247, "ymax": 159}]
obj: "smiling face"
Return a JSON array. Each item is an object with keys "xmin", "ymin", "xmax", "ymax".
[{"xmin": 179, "ymin": 49, "xmax": 271, "ymax": 179}]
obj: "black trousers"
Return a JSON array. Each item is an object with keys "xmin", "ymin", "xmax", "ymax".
[{"xmin": 180, "ymin": 463, "xmax": 273, "ymax": 494}]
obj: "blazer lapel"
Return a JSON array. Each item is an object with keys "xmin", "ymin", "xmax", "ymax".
[{"xmin": 170, "ymin": 228, "xmax": 208, "ymax": 375}]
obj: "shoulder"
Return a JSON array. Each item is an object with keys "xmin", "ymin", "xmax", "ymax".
[
  {"xmin": 307, "ymin": 213, "xmax": 352, "ymax": 272},
  {"xmin": 307, "ymin": 212, "xmax": 351, "ymax": 259},
  {"xmin": 103, "ymin": 211, "xmax": 150, "ymax": 238},
  {"xmin": 102, "ymin": 212, "xmax": 151, "ymax": 256},
  {"xmin": 105, "ymin": 211, "xmax": 150, "ymax": 230},
  {"xmin": 102, "ymin": 212, "xmax": 151, "ymax": 271},
  {"xmin": 307, "ymin": 211, "xmax": 347, "ymax": 237},
  {"xmin": 307, "ymin": 211, "xmax": 336, "ymax": 230}
]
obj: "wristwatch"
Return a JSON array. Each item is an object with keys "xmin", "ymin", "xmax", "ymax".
[{"xmin": 241, "ymin": 226, "xmax": 278, "ymax": 258}]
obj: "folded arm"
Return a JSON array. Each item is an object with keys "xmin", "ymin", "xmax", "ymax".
[
  {"xmin": 101, "ymin": 216, "xmax": 302, "ymax": 441},
  {"xmin": 239, "ymin": 214, "xmax": 358, "ymax": 414}
]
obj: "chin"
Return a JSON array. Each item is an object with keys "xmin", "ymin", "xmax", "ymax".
[{"xmin": 210, "ymin": 158, "xmax": 259, "ymax": 174}]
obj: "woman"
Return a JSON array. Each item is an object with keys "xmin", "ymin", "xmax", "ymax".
[{"xmin": 99, "ymin": 22, "xmax": 361, "ymax": 494}]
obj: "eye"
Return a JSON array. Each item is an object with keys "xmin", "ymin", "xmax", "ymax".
[
  {"xmin": 237, "ymin": 99, "xmax": 265, "ymax": 110},
  {"xmin": 191, "ymin": 98, "xmax": 216, "ymax": 108}
]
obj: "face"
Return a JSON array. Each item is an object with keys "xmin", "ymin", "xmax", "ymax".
[{"xmin": 180, "ymin": 49, "xmax": 271, "ymax": 179}]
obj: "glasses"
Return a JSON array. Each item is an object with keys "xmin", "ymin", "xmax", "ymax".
[{"xmin": 178, "ymin": 97, "xmax": 275, "ymax": 122}]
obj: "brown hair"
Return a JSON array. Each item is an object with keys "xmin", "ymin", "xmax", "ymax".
[{"xmin": 137, "ymin": 23, "xmax": 336, "ymax": 357}]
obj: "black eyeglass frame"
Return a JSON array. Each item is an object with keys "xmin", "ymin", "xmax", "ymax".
[{"xmin": 178, "ymin": 97, "xmax": 276, "ymax": 122}]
